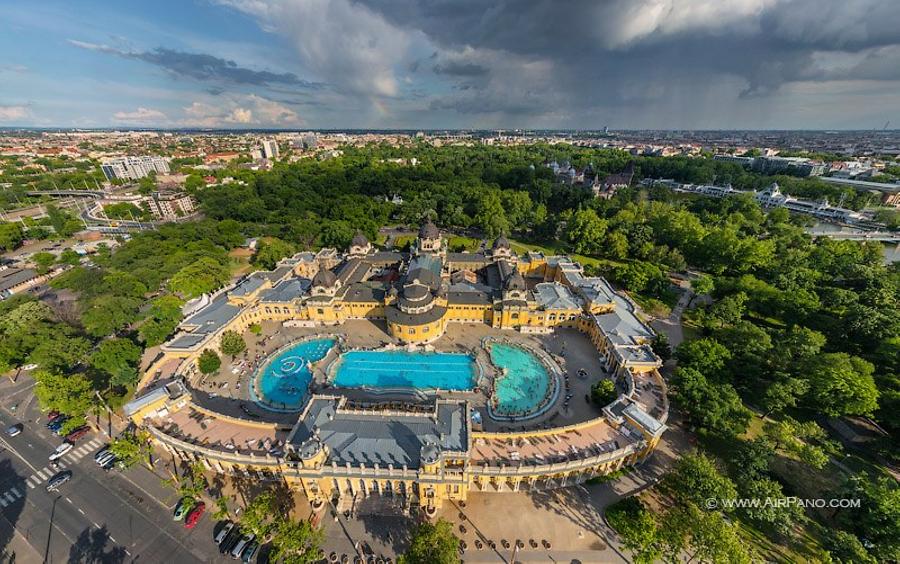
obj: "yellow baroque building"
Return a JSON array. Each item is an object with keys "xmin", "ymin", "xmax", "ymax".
[{"xmin": 128, "ymin": 223, "xmax": 669, "ymax": 513}]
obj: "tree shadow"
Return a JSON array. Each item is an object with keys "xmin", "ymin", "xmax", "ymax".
[
  {"xmin": 353, "ymin": 497, "xmax": 415, "ymax": 554},
  {"xmin": 66, "ymin": 525, "xmax": 127, "ymax": 564},
  {"xmin": 0, "ymin": 459, "xmax": 27, "ymax": 561}
]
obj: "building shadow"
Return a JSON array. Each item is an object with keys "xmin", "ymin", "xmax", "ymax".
[
  {"xmin": 66, "ymin": 525, "xmax": 127, "ymax": 564},
  {"xmin": 0, "ymin": 459, "xmax": 27, "ymax": 562}
]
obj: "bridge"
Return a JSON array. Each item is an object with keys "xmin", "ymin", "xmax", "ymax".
[
  {"xmin": 26, "ymin": 190, "xmax": 105, "ymax": 199},
  {"xmin": 808, "ymin": 230, "xmax": 900, "ymax": 243}
]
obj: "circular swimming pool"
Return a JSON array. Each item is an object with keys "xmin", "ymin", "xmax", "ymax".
[
  {"xmin": 489, "ymin": 343, "xmax": 553, "ymax": 417},
  {"xmin": 252, "ymin": 338, "xmax": 335, "ymax": 410}
]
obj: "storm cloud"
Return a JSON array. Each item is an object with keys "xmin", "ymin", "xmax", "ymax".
[{"xmin": 68, "ymin": 40, "xmax": 323, "ymax": 89}]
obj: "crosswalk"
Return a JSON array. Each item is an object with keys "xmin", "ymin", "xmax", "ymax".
[{"xmin": 0, "ymin": 437, "xmax": 106, "ymax": 507}]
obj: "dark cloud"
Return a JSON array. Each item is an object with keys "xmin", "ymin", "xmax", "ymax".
[
  {"xmin": 432, "ymin": 60, "xmax": 488, "ymax": 77},
  {"xmin": 68, "ymin": 40, "xmax": 324, "ymax": 89},
  {"xmin": 350, "ymin": 0, "xmax": 900, "ymax": 124}
]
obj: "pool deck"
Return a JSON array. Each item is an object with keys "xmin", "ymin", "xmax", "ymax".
[{"xmin": 191, "ymin": 319, "xmax": 612, "ymax": 433}]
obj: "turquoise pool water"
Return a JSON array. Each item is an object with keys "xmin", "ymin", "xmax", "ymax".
[
  {"xmin": 490, "ymin": 344, "xmax": 550, "ymax": 415},
  {"xmin": 332, "ymin": 350, "xmax": 476, "ymax": 390},
  {"xmin": 255, "ymin": 338, "xmax": 335, "ymax": 408}
]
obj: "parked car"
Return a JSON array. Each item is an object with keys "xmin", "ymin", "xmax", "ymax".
[
  {"xmin": 173, "ymin": 497, "xmax": 193, "ymax": 521},
  {"xmin": 220, "ymin": 527, "xmax": 242, "ymax": 554},
  {"xmin": 231, "ymin": 533, "xmax": 255, "ymax": 559},
  {"xmin": 47, "ymin": 410, "xmax": 60, "ymax": 420},
  {"xmin": 240, "ymin": 541, "xmax": 259, "ymax": 563},
  {"xmin": 46, "ymin": 470, "xmax": 73, "ymax": 491},
  {"xmin": 49, "ymin": 442, "xmax": 73, "ymax": 462},
  {"xmin": 214, "ymin": 521, "xmax": 235, "ymax": 546},
  {"xmin": 96, "ymin": 451, "xmax": 116, "ymax": 468},
  {"xmin": 47, "ymin": 417, "xmax": 70, "ymax": 433},
  {"xmin": 184, "ymin": 502, "xmax": 206, "ymax": 529},
  {"xmin": 5, "ymin": 423, "xmax": 23, "ymax": 437},
  {"xmin": 65, "ymin": 426, "xmax": 90, "ymax": 442},
  {"xmin": 93, "ymin": 445, "xmax": 111, "ymax": 463}
]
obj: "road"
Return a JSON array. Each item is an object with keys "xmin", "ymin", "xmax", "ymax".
[{"xmin": 0, "ymin": 382, "xmax": 222, "ymax": 563}]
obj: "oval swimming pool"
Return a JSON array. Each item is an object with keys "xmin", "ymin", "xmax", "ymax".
[{"xmin": 490, "ymin": 343, "xmax": 551, "ymax": 416}]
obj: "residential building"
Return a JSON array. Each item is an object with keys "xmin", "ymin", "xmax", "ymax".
[
  {"xmin": 100, "ymin": 156, "xmax": 170, "ymax": 181},
  {"xmin": 146, "ymin": 192, "xmax": 196, "ymax": 221}
]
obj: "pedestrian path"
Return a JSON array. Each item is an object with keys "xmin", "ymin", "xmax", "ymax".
[{"xmin": 0, "ymin": 437, "xmax": 106, "ymax": 505}]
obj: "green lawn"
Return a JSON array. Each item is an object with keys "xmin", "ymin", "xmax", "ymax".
[{"xmin": 447, "ymin": 236, "xmax": 481, "ymax": 252}]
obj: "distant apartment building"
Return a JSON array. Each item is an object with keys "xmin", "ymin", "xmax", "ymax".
[
  {"xmin": 261, "ymin": 139, "xmax": 279, "ymax": 160},
  {"xmin": 147, "ymin": 192, "xmax": 196, "ymax": 221},
  {"xmin": 751, "ymin": 156, "xmax": 826, "ymax": 177},
  {"xmin": 713, "ymin": 154, "xmax": 756, "ymax": 167},
  {"xmin": 100, "ymin": 156, "xmax": 170, "ymax": 181}
]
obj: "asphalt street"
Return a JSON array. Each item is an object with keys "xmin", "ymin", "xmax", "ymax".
[{"xmin": 0, "ymin": 378, "xmax": 224, "ymax": 563}]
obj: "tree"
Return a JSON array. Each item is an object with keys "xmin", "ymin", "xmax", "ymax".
[
  {"xmin": 254, "ymin": 238, "xmax": 295, "ymax": 270},
  {"xmin": 566, "ymin": 208, "xmax": 607, "ymax": 255},
  {"xmin": 805, "ymin": 353, "xmax": 879, "ymax": 417},
  {"xmin": 219, "ymin": 330, "xmax": 246, "ymax": 359},
  {"xmin": 739, "ymin": 477, "xmax": 802, "ymax": 535},
  {"xmin": 109, "ymin": 430, "xmax": 152, "ymax": 469},
  {"xmin": 606, "ymin": 497, "xmax": 661, "ymax": 564},
  {"xmin": 691, "ymin": 274, "xmax": 714, "ymax": 296},
  {"xmin": 731, "ymin": 438, "xmax": 775, "ymax": 483},
  {"xmin": 90, "ymin": 338, "xmax": 142, "ymax": 388},
  {"xmin": 0, "ymin": 221, "xmax": 24, "ymax": 251},
  {"xmin": 27, "ymin": 330, "xmax": 91, "ymax": 373},
  {"xmin": 32, "ymin": 370, "xmax": 95, "ymax": 417},
  {"xmin": 665, "ymin": 452, "xmax": 738, "ymax": 511},
  {"xmin": 675, "ymin": 338, "xmax": 731, "ymax": 381},
  {"xmin": 240, "ymin": 491, "xmax": 278, "ymax": 538},
  {"xmin": 703, "ymin": 293, "xmax": 747, "ymax": 329},
  {"xmin": 650, "ymin": 333, "xmax": 672, "ymax": 362},
  {"xmin": 474, "ymin": 192, "xmax": 509, "ymax": 239},
  {"xmin": 270, "ymin": 519, "xmax": 324, "ymax": 564},
  {"xmin": 81, "ymin": 296, "xmax": 142, "ymax": 337},
  {"xmin": 761, "ymin": 378, "xmax": 809, "ymax": 417},
  {"xmin": 590, "ymin": 379, "xmax": 617, "ymax": 405},
  {"xmin": 399, "ymin": 518, "xmax": 460, "ymax": 564},
  {"xmin": 605, "ymin": 230, "xmax": 629, "ymax": 260},
  {"xmin": 763, "ymin": 417, "xmax": 834, "ymax": 470},
  {"xmin": 824, "ymin": 531, "xmax": 876, "ymax": 564},
  {"xmin": 671, "ymin": 367, "xmax": 750, "ymax": 436},
  {"xmin": 32, "ymin": 251, "xmax": 57, "ymax": 274},
  {"xmin": 168, "ymin": 257, "xmax": 229, "ymax": 299},
  {"xmin": 837, "ymin": 475, "xmax": 900, "ymax": 561},
  {"xmin": 58, "ymin": 248, "xmax": 82, "ymax": 266},
  {"xmin": 658, "ymin": 503, "xmax": 752, "ymax": 564},
  {"xmin": 197, "ymin": 349, "xmax": 221, "ymax": 375}
]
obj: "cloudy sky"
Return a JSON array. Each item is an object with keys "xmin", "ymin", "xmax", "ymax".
[{"xmin": 1, "ymin": 0, "xmax": 899, "ymax": 129}]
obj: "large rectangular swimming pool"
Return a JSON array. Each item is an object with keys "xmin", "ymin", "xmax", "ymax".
[{"xmin": 332, "ymin": 350, "xmax": 476, "ymax": 390}]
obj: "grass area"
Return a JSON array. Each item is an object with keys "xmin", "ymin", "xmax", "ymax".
[
  {"xmin": 228, "ymin": 249, "xmax": 254, "ymax": 277},
  {"xmin": 447, "ymin": 236, "xmax": 481, "ymax": 252},
  {"xmin": 391, "ymin": 234, "xmax": 415, "ymax": 250},
  {"xmin": 374, "ymin": 233, "xmax": 388, "ymax": 246},
  {"xmin": 508, "ymin": 237, "xmax": 626, "ymax": 271}
]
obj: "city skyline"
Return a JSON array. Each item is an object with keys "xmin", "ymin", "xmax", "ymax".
[{"xmin": 2, "ymin": 0, "xmax": 900, "ymax": 130}]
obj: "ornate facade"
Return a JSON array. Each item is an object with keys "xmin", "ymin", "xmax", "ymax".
[{"xmin": 128, "ymin": 223, "xmax": 668, "ymax": 513}]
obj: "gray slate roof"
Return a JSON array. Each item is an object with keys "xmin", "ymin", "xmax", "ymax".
[
  {"xmin": 533, "ymin": 282, "xmax": 581, "ymax": 310},
  {"xmin": 289, "ymin": 398, "xmax": 468, "ymax": 469}
]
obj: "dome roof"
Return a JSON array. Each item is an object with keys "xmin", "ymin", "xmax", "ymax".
[
  {"xmin": 505, "ymin": 271, "xmax": 526, "ymax": 291},
  {"xmin": 419, "ymin": 220, "xmax": 440, "ymax": 240},
  {"xmin": 312, "ymin": 268, "xmax": 338, "ymax": 288},
  {"xmin": 492, "ymin": 235, "xmax": 510, "ymax": 250},
  {"xmin": 402, "ymin": 283, "xmax": 430, "ymax": 302},
  {"xmin": 351, "ymin": 232, "xmax": 369, "ymax": 247}
]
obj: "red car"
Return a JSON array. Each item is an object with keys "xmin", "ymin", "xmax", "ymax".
[
  {"xmin": 65, "ymin": 426, "xmax": 90, "ymax": 443},
  {"xmin": 184, "ymin": 502, "xmax": 206, "ymax": 529},
  {"xmin": 48, "ymin": 410, "xmax": 60, "ymax": 420}
]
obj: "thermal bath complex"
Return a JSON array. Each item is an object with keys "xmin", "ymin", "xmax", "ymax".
[{"xmin": 126, "ymin": 223, "xmax": 668, "ymax": 513}]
